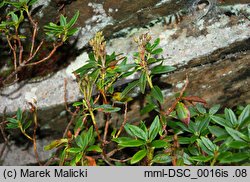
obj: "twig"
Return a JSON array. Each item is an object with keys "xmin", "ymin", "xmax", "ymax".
[
  {"xmin": 63, "ymin": 107, "xmax": 80, "ymax": 138},
  {"xmin": 30, "ymin": 22, "xmax": 38, "ymax": 57},
  {"xmin": 93, "ymin": 94, "xmax": 100, "ymax": 105},
  {"xmin": 115, "ymin": 102, "xmax": 128, "ymax": 138},
  {"xmin": 0, "ymin": 108, "xmax": 9, "ymax": 160},
  {"xmin": 74, "ymin": 115, "xmax": 87, "ymax": 138},
  {"xmin": 103, "ymin": 119, "xmax": 110, "ymax": 144},
  {"xmin": 106, "ymin": 148, "xmax": 122, "ymax": 158},
  {"xmin": 87, "ymin": 100, "xmax": 101, "ymax": 141},
  {"xmin": 32, "ymin": 106, "xmax": 42, "ymax": 165},
  {"xmin": 165, "ymin": 74, "xmax": 189, "ymax": 115},
  {"xmin": 43, "ymin": 146, "xmax": 64, "ymax": 166},
  {"xmin": 27, "ymin": 40, "xmax": 44, "ymax": 63},
  {"xmin": 0, "ymin": 108, "xmax": 8, "ymax": 143},
  {"xmin": 25, "ymin": 42, "xmax": 63, "ymax": 66},
  {"xmin": 3, "ymin": 42, "xmax": 62, "ymax": 85},
  {"xmin": 109, "ymin": 157, "xmax": 131, "ymax": 163},
  {"xmin": 15, "ymin": 30, "xmax": 23, "ymax": 65},
  {"xmin": 0, "ymin": 142, "xmax": 7, "ymax": 161},
  {"xmin": 101, "ymin": 154, "xmax": 114, "ymax": 166},
  {"xmin": 26, "ymin": 11, "xmax": 36, "ymax": 27},
  {"xmin": 6, "ymin": 36, "xmax": 18, "ymax": 80}
]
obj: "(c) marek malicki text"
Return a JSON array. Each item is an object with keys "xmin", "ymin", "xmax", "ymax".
[{"xmin": 20, "ymin": 168, "xmax": 88, "ymax": 178}]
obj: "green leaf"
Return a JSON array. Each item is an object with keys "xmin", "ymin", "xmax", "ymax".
[
  {"xmin": 86, "ymin": 145, "xmax": 102, "ymax": 153},
  {"xmin": 151, "ymin": 48, "xmax": 163, "ymax": 55},
  {"xmin": 117, "ymin": 63, "xmax": 136, "ymax": 73},
  {"xmin": 70, "ymin": 152, "xmax": 83, "ymax": 166},
  {"xmin": 112, "ymin": 137, "xmax": 133, "ymax": 143},
  {"xmin": 151, "ymin": 86, "xmax": 164, "ymax": 104},
  {"xmin": 225, "ymin": 127, "xmax": 249, "ymax": 142},
  {"xmin": 118, "ymin": 139, "xmax": 145, "ymax": 147},
  {"xmin": 151, "ymin": 140, "xmax": 169, "ymax": 148},
  {"xmin": 28, "ymin": 0, "xmax": 38, "ymax": 6},
  {"xmin": 131, "ymin": 149, "xmax": 147, "ymax": 164},
  {"xmin": 175, "ymin": 122, "xmax": 191, "ymax": 133},
  {"xmin": 76, "ymin": 153, "xmax": 83, "ymax": 163},
  {"xmin": 220, "ymin": 153, "xmax": 249, "ymax": 164},
  {"xmin": 147, "ymin": 58, "xmax": 157, "ymax": 64},
  {"xmin": 238, "ymin": 104, "xmax": 250, "ymax": 126},
  {"xmin": 44, "ymin": 139, "xmax": 68, "ymax": 151},
  {"xmin": 248, "ymin": 124, "xmax": 250, "ymax": 138},
  {"xmin": 197, "ymin": 116, "xmax": 210, "ymax": 134},
  {"xmin": 74, "ymin": 116, "xmax": 85, "ymax": 133},
  {"xmin": 139, "ymin": 121, "xmax": 148, "ymax": 134},
  {"xmin": 151, "ymin": 38, "xmax": 160, "ymax": 50},
  {"xmin": 190, "ymin": 156, "xmax": 213, "ymax": 162},
  {"xmin": 18, "ymin": 35, "xmax": 26, "ymax": 39},
  {"xmin": 73, "ymin": 102, "xmax": 83, "ymax": 107},
  {"xmin": 151, "ymin": 65, "xmax": 176, "ymax": 75},
  {"xmin": 197, "ymin": 137, "xmax": 215, "ymax": 156},
  {"xmin": 208, "ymin": 126, "xmax": 228, "ymax": 137},
  {"xmin": 152, "ymin": 154, "xmax": 171, "ymax": 164},
  {"xmin": 59, "ymin": 148, "xmax": 67, "ymax": 166},
  {"xmin": 209, "ymin": 104, "xmax": 220, "ymax": 115},
  {"xmin": 67, "ymin": 147, "xmax": 82, "ymax": 153},
  {"xmin": 85, "ymin": 126, "xmax": 94, "ymax": 144},
  {"xmin": 121, "ymin": 80, "xmax": 139, "ymax": 99},
  {"xmin": 106, "ymin": 52, "xmax": 116, "ymax": 65},
  {"xmin": 124, "ymin": 124, "xmax": 148, "ymax": 141},
  {"xmin": 140, "ymin": 103, "xmax": 156, "ymax": 115},
  {"xmin": 73, "ymin": 62, "xmax": 97, "ymax": 76},
  {"xmin": 210, "ymin": 115, "xmax": 232, "ymax": 127},
  {"xmin": 139, "ymin": 71, "xmax": 147, "ymax": 94},
  {"xmin": 225, "ymin": 108, "xmax": 238, "ymax": 127},
  {"xmin": 196, "ymin": 103, "xmax": 206, "ymax": 114},
  {"xmin": 66, "ymin": 11, "xmax": 79, "ymax": 29},
  {"xmin": 0, "ymin": 1, "xmax": 5, "ymax": 8},
  {"xmin": 67, "ymin": 27, "xmax": 79, "ymax": 36},
  {"xmin": 75, "ymin": 135, "xmax": 85, "ymax": 149},
  {"xmin": 214, "ymin": 135, "xmax": 230, "ymax": 143},
  {"xmin": 95, "ymin": 104, "xmax": 121, "ymax": 113},
  {"xmin": 200, "ymin": 136, "xmax": 217, "ymax": 152},
  {"xmin": 7, "ymin": 118, "xmax": 18, "ymax": 124},
  {"xmin": 16, "ymin": 108, "xmax": 22, "ymax": 121},
  {"xmin": 178, "ymin": 137, "xmax": 191, "ymax": 144},
  {"xmin": 60, "ymin": 15, "xmax": 67, "ymax": 26},
  {"xmin": 89, "ymin": 69, "xmax": 100, "ymax": 82},
  {"xmin": 148, "ymin": 116, "xmax": 161, "ymax": 142},
  {"xmin": 188, "ymin": 121, "xmax": 197, "ymax": 134},
  {"xmin": 188, "ymin": 146, "xmax": 200, "ymax": 156},
  {"xmin": 6, "ymin": 123, "xmax": 19, "ymax": 129},
  {"xmin": 227, "ymin": 141, "xmax": 249, "ymax": 149},
  {"xmin": 6, "ymin": 2, "xmax": 22, "ymax": 8},
  {"xmin": 176, "ymin": 102, "xmax": 190, "ymax": 125},
  {"xmin": 23, "ymin": 120, "xmax": 32, "ymax": 130},
  {"xmin": 44, "ymin": 23, "xmax": 61, "ymax": 31},
  {"xmin": 10, "ymin": 12, "xmax": 18, "ymax": 23}
]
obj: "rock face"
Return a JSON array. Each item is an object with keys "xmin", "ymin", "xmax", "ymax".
[{"xmin": 0, "ymin": 0, "xmax": 249, "ymax": 165}]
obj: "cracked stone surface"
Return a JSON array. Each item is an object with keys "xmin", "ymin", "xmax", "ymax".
[
  {"xmin": 0, "ymin": 4, "xmax": 249, "ymax": 116},
  {"xmin": 0, "ymin": 1, "xmax": 249, "ymax": 165}
]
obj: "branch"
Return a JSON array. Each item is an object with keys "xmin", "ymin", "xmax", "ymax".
[
  {"xmin": 30, "ymin": 22, "xmax": 38, "ymax": 57},
  {"xmin": 0, "ymin": 108, "xmax": 9, "ymax": 160},
  {"xmin": 115, "ymin": 102, "xmax": 128, "ymax": 138},
  {"xmin": 32, "ymin": 105, "xmax": 42, "ymax": 165},
  {"xmin": 2, "ymin": 42, "xmax": 62, "ymax": 85},
  {"xmin": 25, "ymin": 42, "xmax": 63, "ymax": 66},
  {"xmin": 63, "ymin": 107, "xmax": 80, "ymax": 138},
  {"xmin": 165, "ymin": 74, "xmax": 189, "ymax": 116}
]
